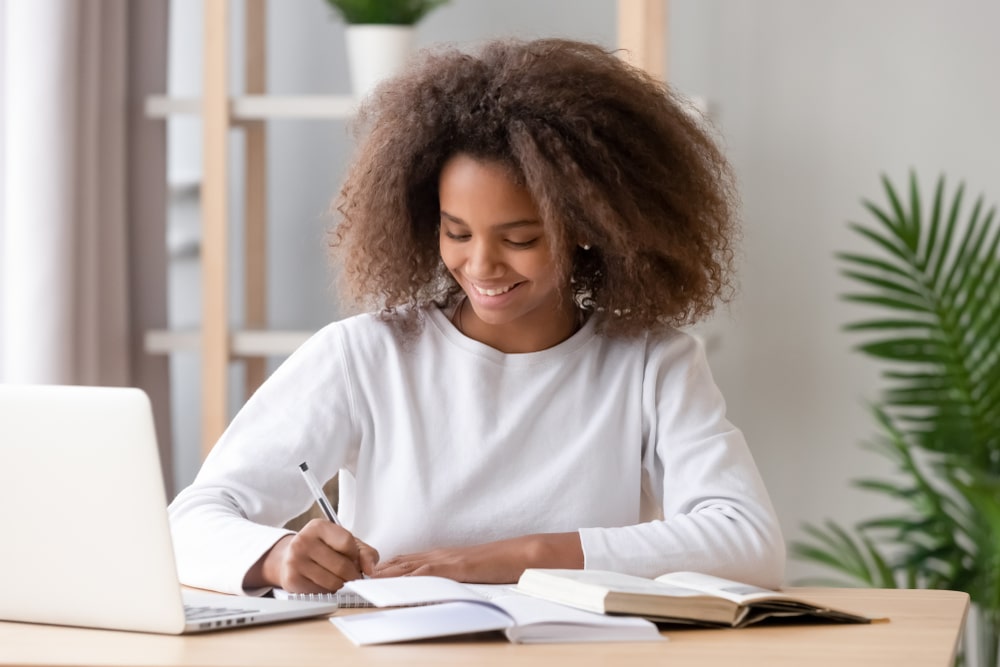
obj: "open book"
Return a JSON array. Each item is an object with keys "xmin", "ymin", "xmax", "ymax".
[
  {"xmin": 516, "ymin": 569, "xmax": 882, "ymax": 628},
  {"xmin": 328, "ymin": 576, "xmax": 663, "ymax": 645}
]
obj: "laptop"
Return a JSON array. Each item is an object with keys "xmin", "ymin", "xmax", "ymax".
[{"xmin": 0, "ymin": 384, "xmax": 339, "ymax": 634}]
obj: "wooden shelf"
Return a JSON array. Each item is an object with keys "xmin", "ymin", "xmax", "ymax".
[
  {"xmin": 145, "ymin": 95, "xmax": 357, "ymax": 119},
  {"xmin": 144, "ymin": 329, "xmax": 312, "ymax": 356}
]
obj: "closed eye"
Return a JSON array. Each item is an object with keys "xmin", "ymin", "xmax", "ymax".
[
  {"xmin": 506, "ymin": 238, "xmax": 540, "ymax": 249},
  {"xmin": 444, "ymin": 231, "xmax": 470, "ymax": 241}
]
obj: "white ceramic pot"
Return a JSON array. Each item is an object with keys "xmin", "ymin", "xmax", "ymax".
[{"xmin": 344, "ymin": 24, "xmax": 416, "ymax": 99}]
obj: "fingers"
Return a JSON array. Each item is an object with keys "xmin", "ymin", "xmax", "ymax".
[
  {"xmin": 373, "ymin": 549, "xmax": 460, "ymax": 579},
  {"xmin": 279, "ymin": 519, "xmax": 365, "ymax": 593},
  {"xmin": 370, "ymin": 539, "xmax": 532, "ymax": 584},
  {"xmin": 356, "ymin": 538, "xmax": 380, "ymax": 576},
  {"xmin": 371, "ymin": 558, "xmax": 413, "ymax": 578},
  {"xmin": 282, "ymin": 556, "xmax": 352, "ymax": 594}
]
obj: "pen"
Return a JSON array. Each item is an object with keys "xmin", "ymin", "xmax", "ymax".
[{"xmin": 297, "ymin": 461, "xmax": 342, "ymax": 526}]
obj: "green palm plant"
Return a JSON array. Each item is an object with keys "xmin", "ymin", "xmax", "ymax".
[{"xmin": 791, "ymin": 173, "xmax": 1000, "ymax": 666}]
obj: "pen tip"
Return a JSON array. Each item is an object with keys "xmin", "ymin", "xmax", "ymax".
[{"xmin": 298, "ymin": 462, "xmax": 308, "ymax": 471}]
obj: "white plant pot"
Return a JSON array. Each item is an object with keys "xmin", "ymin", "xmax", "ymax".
[{"xmin": 345, "ymin": 25, "xmax": 416, "ymax": 100}]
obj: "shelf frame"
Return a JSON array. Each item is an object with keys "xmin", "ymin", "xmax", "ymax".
[
  {"xmin": 244, "ymin": 0, "xmax": 268, "ymax": 399},
  {"xmin": 145, "ymin": 329, "xmax": 313, "ymax": 356},
  {"xmin": 617, "ymin": 0, "xmax": 667, "ymax": 79},
  {"xmin": 201, "ymin": 0, "xmax": 231, "ymax": 454},
  {"xmin": 145, "ymin": 95, "xmax": 356, "ymax": 119}
]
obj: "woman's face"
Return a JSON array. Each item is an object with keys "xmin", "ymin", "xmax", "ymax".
[{"xmin": 438, "ymin": 153, "xmax": 577, "ymax": 353}]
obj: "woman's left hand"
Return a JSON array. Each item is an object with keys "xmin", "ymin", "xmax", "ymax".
[{"xmin": 371, "ymin": 532, "xmax": 584, "ymax": 583}]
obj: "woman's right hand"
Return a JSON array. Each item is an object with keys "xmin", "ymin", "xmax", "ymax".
[{"xmin": 246, "ymin": 519, "xmax": 380, "ymax": 593}]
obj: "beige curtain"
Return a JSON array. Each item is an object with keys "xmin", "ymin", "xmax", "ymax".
[{"xmin": 0, "ymin": 0, "xmax": 173, "ymax": 492}]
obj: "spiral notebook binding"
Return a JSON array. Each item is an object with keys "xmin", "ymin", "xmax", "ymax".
[{"xmin": 272, "ymin": 590, "xmax": 374, "ymax": 607}]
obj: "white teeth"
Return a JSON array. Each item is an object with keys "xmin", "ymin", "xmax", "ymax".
[{"xmin": 474, "ymin": 284, "xmax": 514, "ymax": 297}]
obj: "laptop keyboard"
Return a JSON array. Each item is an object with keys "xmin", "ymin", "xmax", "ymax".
[{"xmin": 184, "ymin": 604, "xmax": 260, "ymax": 621}]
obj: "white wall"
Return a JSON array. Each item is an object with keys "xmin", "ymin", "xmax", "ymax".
[
  {"xmin": 667, "ymin": 0, "xmax": 1000, "ymax": 582},
  {"xmin": 166, "ymin": 0, "xmax": 1000, "ymax": 584}
]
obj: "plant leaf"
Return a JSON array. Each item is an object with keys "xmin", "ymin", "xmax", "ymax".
[
  {"xmin": 844, "ymin": 318, "xmax": 936, "ymax": 332},
  {"xmin": 839, "ymin": 270, "xmax": 924, "ymax": 298},
  {"xmin": 796, "ymin": 175, "xmax": 1000, "ymax": 620}
]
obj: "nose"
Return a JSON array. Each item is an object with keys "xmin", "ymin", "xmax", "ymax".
[{"xmin": 466, "ymin": 238, "xmax": 504, "ymax": 279}]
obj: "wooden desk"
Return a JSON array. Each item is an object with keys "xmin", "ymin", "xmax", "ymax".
[{"xmin": 0, "ymin": 587, "xmax": 969, "ymax": 667}]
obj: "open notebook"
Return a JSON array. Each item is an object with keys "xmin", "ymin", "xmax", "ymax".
[
  {"xmin": 273, "ymin": 583, "xmax": 517, "ymax": 606},
  {"xmin": 327, "ymin": 576, "xmax": 663, "ymax": 644},
  {"xmin": 0, "ymin": 385, "xmax": 339, "ymax": 634}
]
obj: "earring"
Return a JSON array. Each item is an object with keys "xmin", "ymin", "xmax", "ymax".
[{"xmin": 580, "ymin": 243, "xmax": 592, "ymax": 250}]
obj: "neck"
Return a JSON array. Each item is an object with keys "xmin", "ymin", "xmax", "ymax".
[{"xmin": 454, "ymin": 297, "xmax": 582, "ymax": 354}]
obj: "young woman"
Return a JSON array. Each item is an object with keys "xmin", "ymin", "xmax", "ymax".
[{"xmin": 168, "ymin": 38, "xmax": 785, "ymax": 596}]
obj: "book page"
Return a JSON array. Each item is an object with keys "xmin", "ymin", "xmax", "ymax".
[
  {"xmin": 653, "ymin": 572, "xmax": 789, "ymax": 604},
  {"xmin": 329, "ymin": 597, "xmax": 663, "ymax": 645},
  {"xmin": 330, "ymin": 601, "xmax": 513, "ymax": 645},
  {"xmin": 343, "ymin": 576, "xmax": 495, "ymax": 607},
  {"xmin": 520, "ymin": 568, "xmax": 709, "ymax": 599},
  {"xmin": 493, "ymin": 595, "xmax": 663, "ymax": 642}
]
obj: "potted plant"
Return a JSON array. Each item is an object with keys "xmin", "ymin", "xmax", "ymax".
[
  {"xmin": 323, "ymin": 0, "xmax": 450, "ymax": 98},
  {"xmin": 792, "ymin": 173, "xmax": 1000, "ymax": 666}
]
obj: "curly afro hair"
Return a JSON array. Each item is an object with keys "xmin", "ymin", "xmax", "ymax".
[{"xmin": 331, "ymin": 38, "xmax": 739, "ymax": 336}]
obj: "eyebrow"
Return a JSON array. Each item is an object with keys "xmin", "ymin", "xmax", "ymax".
[{"xmin": 440, "ymin": 210, "xmax": 541, "ymax": 230}]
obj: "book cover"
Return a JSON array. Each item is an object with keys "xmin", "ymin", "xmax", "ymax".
[{"xmin": 516, "ymin": 570, "xmax": 883, "ymax": 627}]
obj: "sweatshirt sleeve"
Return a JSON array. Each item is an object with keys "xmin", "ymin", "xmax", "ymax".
[
  {"xmin": 578, "ymin": 332, "xmax": 786, "ymax": 589},
  {"xmin": 167, "ymin": 322, "xmax": 361, "ymax": 595}
]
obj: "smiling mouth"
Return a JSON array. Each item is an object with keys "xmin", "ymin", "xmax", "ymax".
[{"xmin": 472, "ymin": 283, "xmax": 520, "ymax": 297}]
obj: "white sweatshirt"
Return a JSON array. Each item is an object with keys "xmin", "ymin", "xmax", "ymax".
[{"xmin": 168, "ymin": 306, "xmax": 785, "ymax": 595}]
